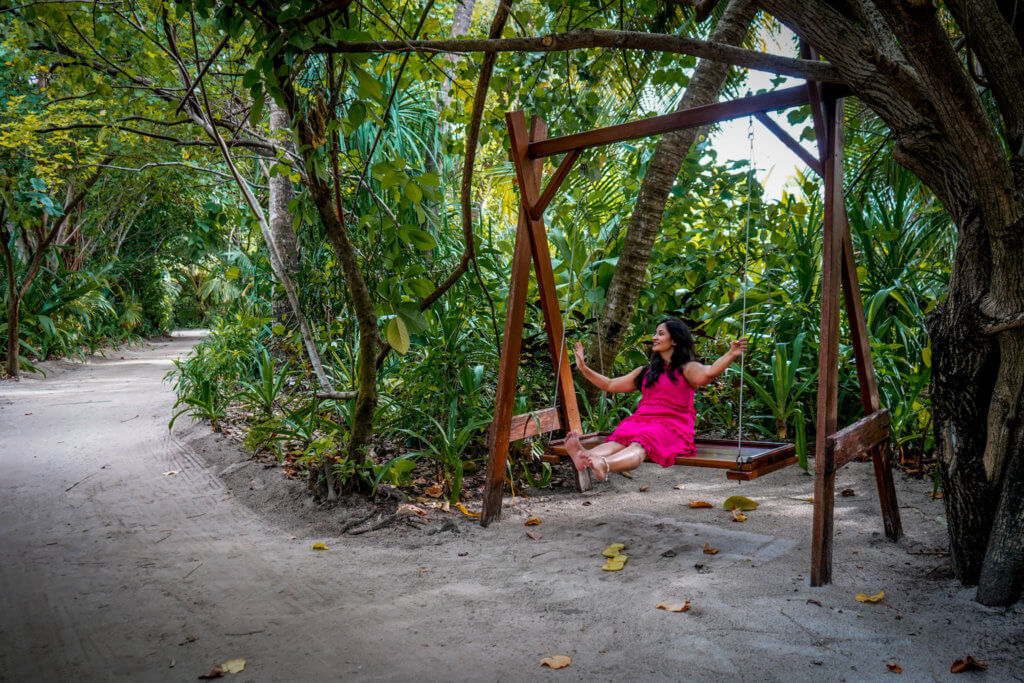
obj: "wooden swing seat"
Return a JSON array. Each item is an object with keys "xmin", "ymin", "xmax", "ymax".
[{"xmin": 543, "ymin": 431, "xmax": 797, "ymax": 481}]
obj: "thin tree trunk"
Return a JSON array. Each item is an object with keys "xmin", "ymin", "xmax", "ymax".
[
  {"xmin": 437, "ymin": 0, "xmax": 476, "ymax": 112},
  {"xmin": 585, "ymin": 0, "xmax": 758, "ymax": 390},
  {"xmin": 268, "ymin": 102, "xmax": 301, "ymax": 324}
]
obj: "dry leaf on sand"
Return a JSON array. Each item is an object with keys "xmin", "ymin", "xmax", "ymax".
[
  {"xmin": 424, "ymin": 483, "xmax": 443, "ymax": 498},
  {"xmin": 689, "ymin": 500, "xmax": 712, "ymax": 508},
  {"xmin": 673, "ymin": 483, "xmax": 686, "ymax": 490},
  {"xmin": 639, "ymin": 485, "xmax": 650, "ymax": 492},
  {"xmin": 524, "ymin": 517, "xmax": 542, "ymax": 526},
  {"xmin": 855, "ymin": 590, "xmax": 885, "ymax": 603},
  {"xmin": 657, "ymin": 601, "xmax": 691, "ymax": 612},
  {"xmin": 455, "ymin": 502, "xmax": 480, "ymax": 518},
  {"xmin": 950, "ymin": 656, "xmax": 986, "ymax": 673},
  {"xmin": 311, "ymin": 542, "xmax": 329, "ymax": 550},
  {"xmin": 731, "ymin": 508, "xmax": 747, "ymax": 522},
  {"xmin": 540, "ymin": 655, "xmax": 571, "ymax": 669},
  {"xmin": 526, "ymin": 530, "xmax": 542, "ymax": 541},
  {"xmin": 602, "ymin": 555, "xmax": 627, "ymax": 571},
  {"xmin": 887, "ymin": 663, "xmax": 903, "ymax": 673},
  {"xmin": 702, "ymin": 542, "xmax": 719, "ymax": 555},
  {"xmin": 198, "ymin": 658, "xmax": 246, "ymax": 679},
  {"xmin": 602, "ymin": 543, "xmax": 626, "ymax": 557}
]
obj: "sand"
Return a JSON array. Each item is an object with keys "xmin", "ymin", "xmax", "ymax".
[{"xmin": 0, "ymin": 330, "xmax": 1021, "ymax": 682}]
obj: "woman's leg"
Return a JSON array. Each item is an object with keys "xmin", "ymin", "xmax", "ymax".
[
  {"xmin": 565, "ymin": 433, "xmax": 645, "ymax": 481},
  {"xmin": 564, "ymin": 433, "xmax": 624, "ymax": 471},
  {"xmin": 589, "ymin": 442, "xmax": 645, "ymax": 481}
]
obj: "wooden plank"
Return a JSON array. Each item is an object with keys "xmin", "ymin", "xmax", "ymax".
[
  {"xmin": 530, "ymin": 149, "xmax": 580, "ymax": 220},
  {"xmin": 545, "ymin": 436, "xmax": 794, "ymax": 474},
  {"xmin": 811, "ymin": 95, "xmax": 844, "ymax": 587},
  {"xmin": 507, "ymin": 407, "xmax": 562, "ymax": 441},
  {"xmin": 825, "ymin": 409, "xmax": 890, "ymax": 471},
  {"xmin": 754, "ymin": 112, "xmax": 822, "ymax": 176},
  {"xmin": 507, "ymin": 112, "xmax": 590, "ymax": 493},
  {"xmin": 529, "ymin": 85, "xmax": 813, "ymax": 158},
  {"xmin": 480, "ymin": 207, "xmax": 533, "ymax": 526},
  {"xmin": 727, "ymin": 456, "xmax": 798, "ymax": 481}
]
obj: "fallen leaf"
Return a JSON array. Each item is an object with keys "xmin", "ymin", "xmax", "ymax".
[
  {"xmin": 931, "ymin": 491, "xmax": 944, "ymax": 500},
  {"xmin": 455, "ymin": 502, "xmax": 480, "ymax": 518},
  {"xmin": 673, "ymin": 483, "xmax": 686, "ymax": 490},
  {"xmin": 702, "ymin": 542, "xmax": 719, "ymax": 555},
  {"xmin": 618, "ymin": 471, "xmax": 634, "ymax": 479},
  {"xmin": 887, "ymin": 663, "xmax": 903, "ymax": 673},
  {"xmin": 855, "ymin": 590, "xmax": 885, "ymax": 603},
  {"xmin": 722, "ymin": 495, "xmax": 758, "ymax": 511},
  {"xmin": 689, "ymin": 500, "xmax": 712, "ymax": 508},
  {"xmin": 540, "ymin": 655, "xmax": 571, "ymax": 669},
  {"xmin": 441, "ymin": 500, "xmax": 450, "ymax": 513},
  {"xmin": 198, "ymin": 658, "xmax": 246, "ymax": 679},
  {"xmin": 162, "ymin": 471, "xmax": 179, "ymax": 476},
  {"xmin": 602, "ymin": 543, "xmax": 626, "ymax": 557},
  {"xmin": 424, "ymin": 483, "xmax": 443, "ymax": 498},
  {"xmin": 524, "ymin": 517, "xmax": 541, "ymax": 526},
  {"xmin": 656, "ymin": 600, "xmax": 691, "ymax": 612},
  {"xmin": 639, "ymin": 485, "xmax": 650, "ymax": 492},
  {"xmin": 312, "ymin": 542, "xmax": 328, "ymax": 550},
  {"xmin": 398, "ymin": 503, "xmax": 428, "ymax": 516},
  {"xmin": 526, "ymin": 530, "xmax": 542, "ymax": 541},
  {"xmin": 950, "ymin": 656, "xmax": 986, "ymax": 673},
  {"xmin": 601, "ymin": 555, "xmax": 627, "ymax": 571},
  {"xmin": 731, "ymin": 508, "xmax": 747, "ymax": 522},
  {"xmin": 841, "ymin": 488, "xmax": 856, "ymax": 497}
]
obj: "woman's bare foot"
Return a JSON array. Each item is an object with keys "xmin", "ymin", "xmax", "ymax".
[
  {"xmin": 564, "ymin": 431, "xmax": 588, "ymax": 472},
  {"xmin": 590, "ymin": 453, "xmax": 609, "ymax": 481}
]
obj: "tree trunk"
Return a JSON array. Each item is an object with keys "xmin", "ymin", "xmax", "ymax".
[
  {"xmin": 437, "ymin": 0, "xmax": 476, "ymax": 112},
  {"xmin": 585, "ymin": 0, "xmax": 758, "ymax": 391},
  {"xmin": 4, "ymin": 294, "xmax": 18, "ymax": 377},
  {"xmin": 268, "ymin": 102, "xmax": 301, "ymax": 324}
]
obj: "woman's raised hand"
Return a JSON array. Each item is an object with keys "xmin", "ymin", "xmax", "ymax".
[
  {"xmin": 573, "ymin": 341, "xmax": 587, "ymax": 369},
  {"xmin": 730, "ymin": 337, "xmax": 748, "ymax": 357}
]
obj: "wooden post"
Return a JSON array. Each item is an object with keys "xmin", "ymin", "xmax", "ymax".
[
  {"xmin": 480, "ymin": 208, "xmax": 533, "ymax": 526},
  {"xmin": 811, "ymin": 96, "xmax": 844, "ymax": 587},
  {"xmin": 508, "ymin": 112, "xmax": 590, "ymax": 493},
  {"xmin": 839, "ymin": 189, "xmax": 904, "ymax": 542}
]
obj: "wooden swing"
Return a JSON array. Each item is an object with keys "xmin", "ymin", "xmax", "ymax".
[{"xmin": 480, "ymin": 47, "xmax": 903, "ymax": 587}]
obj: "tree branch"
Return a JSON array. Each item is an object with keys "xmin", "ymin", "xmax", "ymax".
[{"xmin": 312, "ymin": 28, "xmax": 842, "ymax": 82}]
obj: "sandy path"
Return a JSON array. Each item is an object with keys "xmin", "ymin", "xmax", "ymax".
[{"xmin": 1, "ymin": 331, "xmax": 1021, "ymax": 682}]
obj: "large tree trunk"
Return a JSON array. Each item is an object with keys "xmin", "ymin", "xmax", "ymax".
[
  {"xmin": 268, "ymin": 102, "xmax": 301, "ymax": 324},
  {"xmin": 757, "ymin": 0, "xmax": 1024, "ymax": 605},
  {"xmin": 585, "ymin": 0, "xmax": 758, "ymax": 388}
]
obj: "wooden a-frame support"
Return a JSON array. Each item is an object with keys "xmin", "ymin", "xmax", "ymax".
[{"xmin": 479, "ymin": 72, "xmax": 903, "ymax": 586}]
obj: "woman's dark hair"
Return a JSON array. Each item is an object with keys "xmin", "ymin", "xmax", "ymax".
[{"xmin": 636, "ymin": 318, "xmax": 698, "ymax": 389}]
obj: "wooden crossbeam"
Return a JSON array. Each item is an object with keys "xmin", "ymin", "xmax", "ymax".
[
  {"xmin": 825, "ymin": 409, "xmax": 890, "ymax": 472},
  {"xmin": 506, "ymin": 407, "xmax": 562, "ymax": 442}
]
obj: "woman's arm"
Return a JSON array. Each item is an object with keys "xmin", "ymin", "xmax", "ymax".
[
  {"xmin": 683, "ymin": 338, "xmax": 747, "ymax": 387},
  {"xmin": 573, "ymin": 342, "xmax": 643, "ymax": 393}
]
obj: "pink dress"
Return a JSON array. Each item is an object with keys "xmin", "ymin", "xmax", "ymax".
[{"xmin": 607, "ymin": 369, "xmax": 696, "ymax": 466}]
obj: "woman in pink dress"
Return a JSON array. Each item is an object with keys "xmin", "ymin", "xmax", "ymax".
[{"xmin": 566, "ymin": 318, "xmax": 746, "ymax": 481}]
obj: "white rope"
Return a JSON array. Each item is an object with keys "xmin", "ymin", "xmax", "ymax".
[{"xmin": 737, "ymin": 116, "xmax": 756, "ymax": 458}]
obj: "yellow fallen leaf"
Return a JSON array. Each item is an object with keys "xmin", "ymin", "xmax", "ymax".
[
  {"xmin": 723, "ymin": 495, "xmax": 759, "ymax": 511},
  {"xmin": 602, "ymin": 555, "xmax": 628, "ymax": 571},
  {"xmin": 541, "ymin": 655, "xmax": 571, "ymax": 669},
  {"xmin": 689, "ymin": 500, "xmax": 712, "ymax": 508},
  {"xmin": 855, "ymin": 590, "xmax": 885, "ymax": 603},
  {"xmin": 657, "ymin": 600, "xmax": 691, "ymax": 612},
  {"xmin": 524, "ymin": 517, "xmax": 541, "ymax": 526},
  {"xmin": 702, "ymin": 542, "xmax": 719, "ymax": 555},
  {"xmin": 455, "ymin": 502, "xmax": 480, "ymax": 518},
  {"xmin": 602, "ymin": 543, "xmax": 626, "ymax": 557},
  {"xmin": 731, "ymin": 508, "xmax": 747, "ymax": 522},
  {"xmin": 221, "ymin": 659, "xmax": 245, "ymax": 674},
  {"xmin": 312, "ymin": 542, "xmax": 329, "ymax": 550}
]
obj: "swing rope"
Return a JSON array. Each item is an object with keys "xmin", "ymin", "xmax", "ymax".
[{"xmin": 737, "ymin": 116, "xmax": 756, "ymax": 459}]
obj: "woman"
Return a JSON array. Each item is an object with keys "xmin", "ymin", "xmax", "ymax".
[{"xmin": 566, "ymin": 318, "xmax": 747, "ymax": 481}]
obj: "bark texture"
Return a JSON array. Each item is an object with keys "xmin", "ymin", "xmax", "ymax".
[
  {"xmin": 756, "ymin": 0, "xmax": 1024, "ymax": 605},
  {"xmin": 585, "ymin": 0, "xmax": 758, "ymax": 386},
  {"xmin": 268, "ymin": 102, "xmax": 301, "ymax": 324}
]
